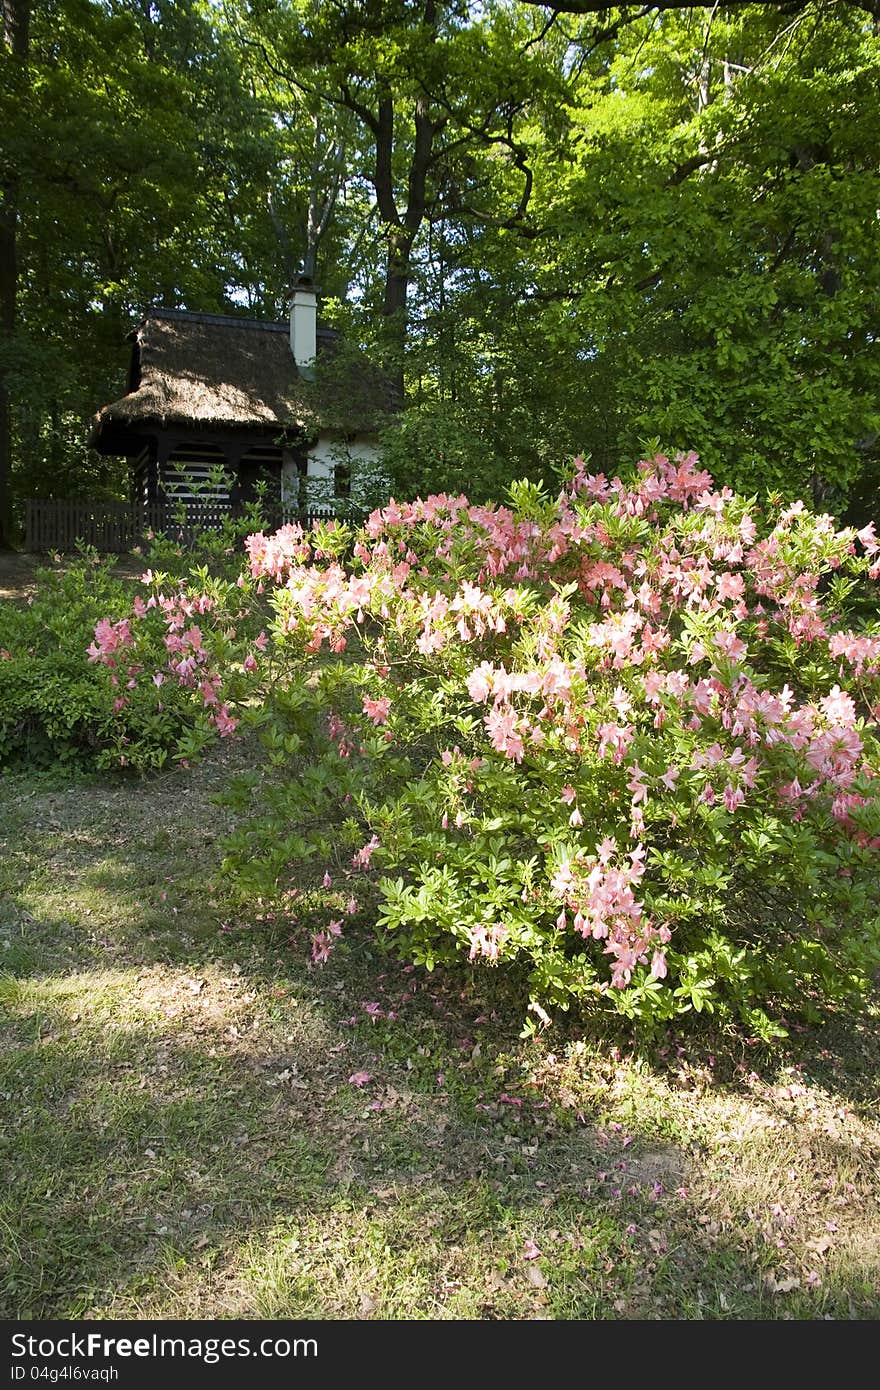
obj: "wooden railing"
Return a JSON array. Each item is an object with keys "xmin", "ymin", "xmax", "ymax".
[{"xmin": 24, "ymin": 499, "xmax": 355, "ymax": 554}]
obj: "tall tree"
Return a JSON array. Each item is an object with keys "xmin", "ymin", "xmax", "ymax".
[
  {"xmin": 3, "ymin": 0, "xmax": 297, "ymax": 509},
  {"xmin": 237, "ymin": 0, "xmax": 560, "ymax": 393},
  {"xmin": 0, "ymin": 0, "xmax": 29, "ymax": 547}
]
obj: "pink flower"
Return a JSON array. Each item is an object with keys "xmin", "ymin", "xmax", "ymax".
[
  {"xmin": 714, "ymin": 629, "xmax": 747, "ymax": 664},
  {"xmin": 716, "ymin": 571, "xmax": 745, "ymax": 602},
  {"xmin": 363, "ymin": 695, "xmax": 391, "ymax": 725},
  {"xmin": 311, "ymin": 931, "xmax": 334, "ymax": 964},
  {"xmin": 522, "ymin": 1239, "xmax": 541, "ymax": 1260},
  {"xmin": 596, "ymin": 722, "xmax": 634, "ymax": 763},
  {"xmin": 87, "ymin": 616, "xmax": 133, "ymax": 666},
  {"xmin": 820, "ymin": 684, "xmax": 857, "ymax": 728},
  {"xmin": 659, "ymin": 765, "xmax": 680, "ymax": 792},
  {"xmin": 650, "ymin": 950, "xmax": 668, "ymax": 980},
  {"xmin": 211, "ymin": 705, "xmax": 237, "ymax": 737},
  {"xmin": 485, "ymin": 706, "xmax": 524, "ymax": 762},
  {"xmin": 348, "ymin": 1070, "xmax": 371, "ymax": 1088},
  {"xmin": 466, "ymin": 662, "xmax": 494, "ymax": 703},
  {"xmin": 352, "ymin": 835, "xmax": 380, "ymax": 869},
  {"xmin": 626, "ymin": 762, "xmax": 648, "ymax": 805},
  {"xmin": 469, "ymin": 923, "xmax": 508, "ymax": 961}
]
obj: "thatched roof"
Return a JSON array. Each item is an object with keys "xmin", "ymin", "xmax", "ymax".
[{"xmin": 92, "ymin": 308, "xmax": 395, "ymax": 448}]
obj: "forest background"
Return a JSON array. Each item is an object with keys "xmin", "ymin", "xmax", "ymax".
[{"xmin": 1, "ymin": 0, "xmax": 878, "ymax": 544}]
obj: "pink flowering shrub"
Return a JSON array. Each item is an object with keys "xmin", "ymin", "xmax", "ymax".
[
  {"xmin": 0, "ymin": 546, "xmax": 266, "ymax": 771},
  {"xmin": 78, "ymin": 560, "xmax": 269, "ymax": 770},
  {"xmin": 218, "ymin": 452, "xmax": 880, "ymax": 1035}
]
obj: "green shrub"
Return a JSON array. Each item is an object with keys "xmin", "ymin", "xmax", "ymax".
[{"xmin": 216, "ymin": 454, "xmax": 880, "ymax": 1036}]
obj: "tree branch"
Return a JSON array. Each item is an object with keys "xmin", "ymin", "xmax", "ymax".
[{"xmin": 514, "ymin": 0, "xmax": 879, "ymax": 18}]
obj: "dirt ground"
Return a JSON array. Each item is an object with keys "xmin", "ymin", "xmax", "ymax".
[{"xmin": 0, "ymin": 551, "xmax": 46, "ymax": 603}]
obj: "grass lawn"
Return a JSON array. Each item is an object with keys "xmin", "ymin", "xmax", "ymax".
[{"xmin": 1, "ymin": 742, "xmax": 878, "ymax": 1320}]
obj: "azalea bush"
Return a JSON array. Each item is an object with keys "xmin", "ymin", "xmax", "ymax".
[
  {"xmin": 0, "ymin": 547, "xmax": 260, "ymax": 772},
  {"xmin": 214, "ymin": 451, "xmax": 880, "ymax": 1036},
  {"xmin": 0, "ymin": 489, "xmax": 284, "ymax": 770}
]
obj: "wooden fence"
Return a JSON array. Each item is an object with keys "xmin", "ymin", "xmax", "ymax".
[{"xmin": 24, "ymin": 499, "xmax": 352, "ymax": 554}]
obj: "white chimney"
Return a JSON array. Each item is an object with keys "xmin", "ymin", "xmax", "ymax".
[{"xmin": 290, "ymin": 277, "xmax": 317, "ymax": 380}]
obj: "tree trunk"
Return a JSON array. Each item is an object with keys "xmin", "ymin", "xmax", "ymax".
[
  {"xmin": 0, "ymin": 0, "xmax": 30, "ymax": 548},
  {"xmin": 382, "ymin": 229, "xmax": 413, "ymax": 400},
  {"xmin": 354, "ymin": 5, "xmax": 438, "ymax": 403}
]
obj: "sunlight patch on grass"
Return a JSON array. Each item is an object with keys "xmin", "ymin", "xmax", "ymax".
[{"xmin": 1, "ymin": 750, "xmax": 879, "ymax": 1319}]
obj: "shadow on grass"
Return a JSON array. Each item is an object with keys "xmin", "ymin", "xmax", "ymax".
[
  {"xmin": 1, "ymin": 757, "xmax": 878, "ymax": 1319},
  {"xmin": 2, "ymin": 911, "xmax": 879, "ymax": 1320}
]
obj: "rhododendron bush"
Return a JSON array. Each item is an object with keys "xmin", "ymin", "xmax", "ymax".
[
  {"xmin": 57, "ymin": 451, "xmax": 874, "ymax": 1033},
  {"xmin": 0, "ymin": 549, "xmax": 264, "ymax": 771},
  {"xmin": 0, "ymin": 506, "xmax": 277, "ymax": 770},
  {"xmin": 215, "ymin": 451, "xmax": 880, "ymax": 1035}
]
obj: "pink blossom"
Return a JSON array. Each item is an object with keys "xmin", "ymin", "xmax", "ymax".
[
  {"xmin": 466, "ymin": 662, "xmax": 494, "ymax": 703},
  {"xmin": 468, "ymin": 923, "xmax": 507, "ymax": 961},
  {"xmin": 352, "ymin": 835, "xmax": 380, "ymax": 869},
  {"xmin": 311, "ymin": 931, "xmax": 334, "ymax": 964},
  {"xmin": 211, "ymin": 705, "xmax": 237, "ymax": 737},
  {"xmin": 626, "ymin": 762, "xmax": 649, "ymax": 805},
  {"xmin": 363, "ymin": 695, "xmax": 392, "ymax": 725},
  {"xmin": 650, "ymin": 950, "xmax": 668, "ymax": 980},
  {"xmin": 716, "ymin": 571, "xmax": 745, "ymax": 602},
  {"xmin": 87, "ymin": 616, "xmax": 133, "ymax": 666},
  {"xmin": 596, "ymin": 721, "xmax": 634, "ymax": 763},
  {"xmin": 348, "ymin": 1070, "xmax": 371, "ymax": 1088},
  {"xmin": 819, "ymin": 685, "xmax": 857, "ymax": 728},
  {"xmin": 485, "ymin": 706, "xmax": 525, "ymax": 762},
  {"xmin": 714, "ymin": 629, "xmax": 747, "ymax": 664}
]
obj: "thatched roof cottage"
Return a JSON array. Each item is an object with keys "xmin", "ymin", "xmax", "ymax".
[{"xmin": 91, "ymin": 280, "xmax": 394, "ymax": 512}]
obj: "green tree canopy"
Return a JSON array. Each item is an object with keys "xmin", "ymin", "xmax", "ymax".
[{"xmin": 1, "ymin": 0, "xmax": 877, "ymax": 535}]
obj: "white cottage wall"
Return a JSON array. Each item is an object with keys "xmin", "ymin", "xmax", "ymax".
[{"xmin": 281, "ymin": 433, "xmax": 386, "ymax": 509}]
